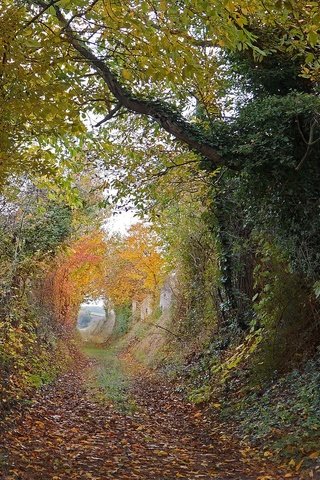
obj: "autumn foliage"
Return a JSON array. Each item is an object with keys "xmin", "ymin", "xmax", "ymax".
[
  {"xmin": 104, "ymin": 224, "xmax": 165, "ymax": 307},
  {"xmin": 46, "ymin": 223, "xmax": 164, "ymax": 325},
  {"xmin": 47, "ymin": 234, "xmax": 107, "ymax": 325}
]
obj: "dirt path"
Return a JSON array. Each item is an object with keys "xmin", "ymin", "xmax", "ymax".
[{"xmin": 1, "ymin": 350, "xmax": 291, "ymax": 480}]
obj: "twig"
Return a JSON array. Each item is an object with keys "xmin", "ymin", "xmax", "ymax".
[
  {"xmin": 95, "ymin": 102, "xmax": 122, "ymax": 127},
  {"xmin": 23, "ymin": 0, "xmax": 61, "ymax": 30},
  {"xmin": 63, "ymin": 0, "xmax": 101, "ymax": 30},
  {"xmin": 148, "ymin": 321, "xmax": 182, "ymax": 340},
  {"xmin": 296, "ymin": 119, "xmax": 320, "ymax": 171}
]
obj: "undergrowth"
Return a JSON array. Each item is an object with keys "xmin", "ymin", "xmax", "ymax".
[{"xmin": 230, "ymin": 355, "xmax": 320, "ymax": 456}]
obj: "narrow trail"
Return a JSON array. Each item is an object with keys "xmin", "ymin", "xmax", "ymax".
[{"xmin": 1, "ymin": 351, "xmax": 292, "ymax": 480}]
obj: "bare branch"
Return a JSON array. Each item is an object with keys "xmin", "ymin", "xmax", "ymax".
[
  {"xmin": 147, "ymin": 321, "xmax": 182, "ymax": 340},
  {"xmin": 296, "ymin": 119, "xmax": 320, "ymax": 171}
]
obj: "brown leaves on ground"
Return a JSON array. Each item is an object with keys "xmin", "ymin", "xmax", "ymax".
[{"xmin": 1, "ymin": 355, "xmax": 293, "ymax": 480}]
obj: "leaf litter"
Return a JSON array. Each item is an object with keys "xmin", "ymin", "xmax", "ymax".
[{"xmin": 0, "ymin": 351, "xmax": 295, "ymax": 480}]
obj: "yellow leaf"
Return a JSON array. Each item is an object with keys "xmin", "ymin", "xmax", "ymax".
[
  {"xmin": 122, "ymin": 69, "xmax": 133, "ymax": 80},
  {"xmin": 296, "ymin": 459, "xmax": 304, "ymax": 471},
  {"xmin": 154, "ymin": 449, "xmax": 168, "ymax": 456},
  {"xmin": 263, "ymin": 451, "xmax": 273, "ymax": 457}
]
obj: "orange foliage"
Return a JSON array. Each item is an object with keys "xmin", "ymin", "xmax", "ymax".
[
  {"xmin": 50, "ymin": 233, "xmax": 106, "ymax": 324},
  {"xmin": 45, "ymin": 224, "xmax": 164, "ymax": 323},
  {"xmin": 105, "ymin": 224, "xmax": 164, "ymax": 306}
]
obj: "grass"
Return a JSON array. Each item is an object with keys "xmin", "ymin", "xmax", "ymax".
[{"xmin": 82, "ymin": 343, "xmax": 137, "ymax": 414}]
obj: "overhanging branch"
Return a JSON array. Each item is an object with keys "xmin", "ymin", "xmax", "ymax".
[{"xmin": 33, "ymin": 0, "xmax": 224, "ymax": 167}]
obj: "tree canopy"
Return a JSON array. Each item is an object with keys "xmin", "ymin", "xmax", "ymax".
[{"xmin": 0, "ymin": 0, "xmax": 318, "ymax": 187}]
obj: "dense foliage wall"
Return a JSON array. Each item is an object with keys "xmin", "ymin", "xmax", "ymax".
[
  {"xmin": 0, "ymin": 172, "xmax": 107, "ymax": 408},
  {"xmin": 0, "ymin": 183, "xmax": 72, "ymax": 406}
]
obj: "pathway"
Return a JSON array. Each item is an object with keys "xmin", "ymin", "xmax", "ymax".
[{"xmin": 1, "ymin": 350, "xmax": 292, "ymax": 480}]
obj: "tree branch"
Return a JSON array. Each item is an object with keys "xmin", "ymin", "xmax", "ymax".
[
  {"xmin": 94, "ymin": 102, "xmax": 122, "ymax": 127},
  {"xmin": 296, "ymin": 118, "xmax": 320, "ymax": 171},
  {"xmin": 147, "ymin": 321, "xmax": 182, "ymax": 340},
  {"xmin": 33, "ymin": 0, "xmax": 224, "ymax": 167},
  {"xmin": 63, "ymin": 0, "xmax": 101, "ymax": 30},
  {"xmin": 24, "ymin": 0, "xmax": 61, "ymax": 30},
  {"xmin": 147, "ymin": 159, "xmax": 200, "ymax": 179}
]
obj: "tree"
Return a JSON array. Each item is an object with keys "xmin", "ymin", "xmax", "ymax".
[
  {"xmin": 104, "ymin": 224, "xmax": 164, "ymax": 306},
  {"xmin": 0, "ymin": 180, "xmax": 74, "ymax": 404},
  {"xmin": 4, "ymin": 1, "xmax": 320, "ymax": 336},
  {"xmin": 50, "ymin": 233, "xmax": 107, "ymax": 324},
  {"xmin": 21, "ymin": 0, "xmax": 319, "ymax": 168},
  {"xmin": 0, "ymin": 0, "xmax": 92, "ymax": 186},
  {"xmin": 0, "ymin": 165, "xmax": 108, "ymax": 405},
  {"xmin": 0, "ymin": 1, "xmax": 316, "ymax": 188}
]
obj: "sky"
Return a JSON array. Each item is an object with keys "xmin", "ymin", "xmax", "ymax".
[{"xmin": 104, "ymin": 209, "xmax": 137, "ymax": 234}]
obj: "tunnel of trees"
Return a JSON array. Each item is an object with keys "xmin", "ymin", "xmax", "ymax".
[{"xmin": 1, "ymin": 1, "xmax": 320, "ymax": 477}]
